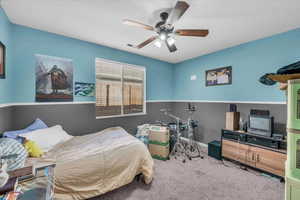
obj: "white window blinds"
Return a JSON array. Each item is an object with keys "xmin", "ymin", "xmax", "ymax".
[{"xmin": 95, "ymin": 58, "xmax": 145, "ymax": 117}]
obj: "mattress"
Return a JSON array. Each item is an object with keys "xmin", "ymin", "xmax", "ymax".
[{"xmin": 26, "ymin": 127, "xmax": 154, "ymax": 200}]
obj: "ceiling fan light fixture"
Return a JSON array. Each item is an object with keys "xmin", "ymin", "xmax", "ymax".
[
  {"xmin": 154, "ymin": 40, "xmax": 162, "ymax": 48},
  {"xmin": 123, "ymin": 1, "xmax": 209, "ymax": 53},
  {"xmin": 159, "ymin": 32, "xmax": 167, "ymax": 41},
  {"xmin": 167, "ymin": 37, "xmax": 175, "ymax": 45}
]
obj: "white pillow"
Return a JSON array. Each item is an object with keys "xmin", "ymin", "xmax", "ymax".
[{"xmin": 19, "ymin": 125, "xmax": 73, "ymax": 152}]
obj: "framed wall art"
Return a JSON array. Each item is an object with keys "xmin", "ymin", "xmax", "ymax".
[
  {"xmin": 206, "ymin": 66, "xmax": 232, "ymax": 86},
  {"xmin": 35, "ymin": 54, "xmax": 73, "ymax": 102},
  {"xmin": 75, "ymin": 82, "xmax": 95, "ymax": 97},
  {"xmin": 0, "ymin": 41, "xmax": 6, "ymax": 79}
]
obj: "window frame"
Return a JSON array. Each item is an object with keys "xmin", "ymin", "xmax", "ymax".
[{"xmin": 95, "ymin": 58, "xmax": 147, "ymax": 119}]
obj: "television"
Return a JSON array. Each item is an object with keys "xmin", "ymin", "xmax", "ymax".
[{"xmin": 248, "ymin": 115, "xmax": 274, "ymax": 137}]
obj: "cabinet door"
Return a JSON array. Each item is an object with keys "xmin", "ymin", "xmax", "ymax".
[
  {"xmin": 251, "ymin": 147, "xmax": 286, "ymax": 177},
  {"xmin": 222, "ymin": 140, "xmax": 248, "ymax": 164}
]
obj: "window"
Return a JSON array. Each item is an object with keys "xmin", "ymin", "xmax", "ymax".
[{"xmin": 95, "ymin": 58, "xmax": 146, "ymax": 118}]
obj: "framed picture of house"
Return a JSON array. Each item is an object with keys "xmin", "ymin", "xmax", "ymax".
[
  {"xmin": 0, "ymin": 41, "xmax": 5, "ymax": 79},
  {"xmin": 205, "ymin": 66, "xmax": 232, "ymax": 86},
  {"xmin": 35, "ymin": 54, "xmax": 74, "ymax": 102}
]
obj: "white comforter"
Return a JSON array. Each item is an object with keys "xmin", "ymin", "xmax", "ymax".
[{"xmin": 27, "ymin": 127, "xmax": 154, "ymax": 200}]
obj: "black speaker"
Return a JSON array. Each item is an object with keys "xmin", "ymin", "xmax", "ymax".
[
  {"xmin": 229, "ymin": 104, "xmax": 237, "ymax": 112},
  {"xmin": 208, "ymin": 140, "xmax": 222, "ymax": 160},
  {"xmin": 250, "ymin": 109, "xmax": 270, "ymax": 116}
]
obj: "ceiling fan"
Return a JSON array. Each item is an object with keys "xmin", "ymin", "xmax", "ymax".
[{"xmin": 123, "ymin": 1, "xmax": 209, "ymax": 53}]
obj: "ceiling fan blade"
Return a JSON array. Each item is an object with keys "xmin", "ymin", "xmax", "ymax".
[
  {"xmin": 175, "ymin": 29, "xmax": 209, "ymax": 37},
  {"xmin": 137, "ymin": 36, "xmax": 158, "ymax": 49},
  {"xmin": 123, "ymin": 19, "xmax": 154, "ymax": 31},
  {"xmin": 165, "ymin": 40, "xmax": 177, "ymax": 53},
  {"xmin": 128, "ymin": 36, "xmax": 158, "ymax": 49},
  {"xmin": 167, "ymin": 1, "xmax": 190, "ymax": 25}
]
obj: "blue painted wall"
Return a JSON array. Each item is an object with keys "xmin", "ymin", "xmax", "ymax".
[
  {"xmin": 0, "ymin": 8, "xmax": 13, "ymax": 103},
  {"xmin": 10, "ymin": 24, "xmax": 174, "ymax": 102},
  {"xmin": 3, "ymin": 6, "xmax": 300, "ymax": 103},
  {"xmin": 173, "ymin": 28, "xmax": 300, "ymax": 102}
]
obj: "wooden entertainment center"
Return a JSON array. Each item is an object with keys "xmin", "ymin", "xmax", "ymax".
[{"xmin": 221, "ymin": 129, "xmax": 287, "ymax": 178}]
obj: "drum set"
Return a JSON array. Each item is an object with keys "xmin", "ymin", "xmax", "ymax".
[{"xmin": 159, "ymin": 103, "xmax": 204, "ymax": 163}]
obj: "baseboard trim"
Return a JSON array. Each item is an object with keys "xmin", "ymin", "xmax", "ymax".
[
  {"xmin": 146, "ymin": 100, "xmax": 174, "ymax": 103},
  {"xmin": 148, "ymin": 100, "xmax": 286, "ymax": 104},
  {"xmin": 172, "ymin": 100, "xmax": 286, "ymax": 104},
  {"xmin": 180, "ymin": 137, "xmax": 208, "ymax": 149},
  {"xmin": 0, "ymin": 99, "xmax": 286, "ymax": 108},
  {"xmin": 0, "ymin": 101, "xmax": 95, "ymax": 108},
  {"xmin": 0, "ymin": 104, "xmax": 11, "ymax": 108}
]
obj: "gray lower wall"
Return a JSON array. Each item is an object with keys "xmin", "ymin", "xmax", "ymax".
[
  {"xmin": 172, "ymin": 102, "xmax": 287, "ymax": 144},
  {"xmin": 10, "ymin": 102, "xmax": 173, "ymax": 136},
  {"xmin": 0, "ymin": 102, "xmax": 287, "ymax": 144},
  {"xmin": 172, "ymin": 102, "xmax": 227, "ymax": 143},
  {"xmin": 0, "ymin": 107, "xmax": 12, "ymax": 133}
]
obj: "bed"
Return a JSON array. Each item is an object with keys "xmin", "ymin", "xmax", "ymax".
[{"xmin": 25, "ymin": 127, "xmax": 154, "ymax": 200}]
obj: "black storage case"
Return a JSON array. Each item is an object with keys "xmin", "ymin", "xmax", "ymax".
[{"xmin": 208, "ymin": 140, "xmax": 222, "ymax": 160}]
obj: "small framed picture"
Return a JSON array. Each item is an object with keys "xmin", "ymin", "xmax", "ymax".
[
  {"xmin": 75, "ymin": 82, "xmax": 95, "ymax": 97},
  {"xmin": 206, "ymin": 66, "xmax": 232, "ymax": 86},
  {"xmin": 0, "ymin": 41, "xmax": 5, "ymax": 79}
]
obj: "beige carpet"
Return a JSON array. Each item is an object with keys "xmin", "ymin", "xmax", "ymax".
[{"xmin": 92, "ymin": 154, "xmax": 284, "ymax": 200}]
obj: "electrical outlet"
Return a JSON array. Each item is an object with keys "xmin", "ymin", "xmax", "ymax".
[{"xmin": 190, "ymin": 75, "xmax": 197, "ymax": 81}]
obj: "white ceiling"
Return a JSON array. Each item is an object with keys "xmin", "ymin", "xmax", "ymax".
[{"xmin": 2, "ymin": 0, "xmax": 300, "ymax": 63}]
